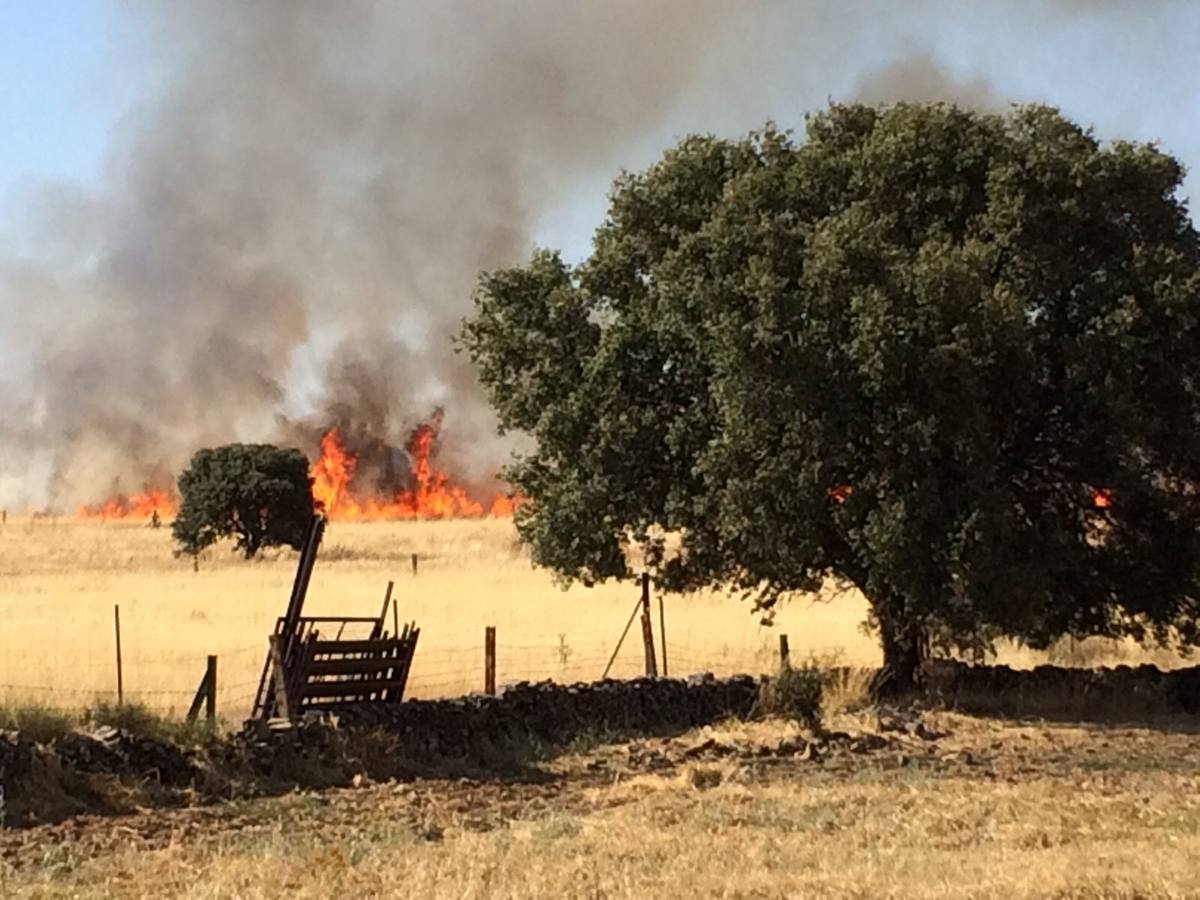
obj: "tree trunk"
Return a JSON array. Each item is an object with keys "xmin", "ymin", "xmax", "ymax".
[
  {"xmin": 863, "ymin": 582, "xmax": 926, "ymax": 698},
  {"xmin": 877, "ymin": 618, "xmax": 924, "ymax": 697},
  {"xmin": 836, "ymin": 557, "xmax": 926, "ymax": 697},
  {"xmin": 242, "ymin": 531, "xmax": 261, "ymax": 560}
]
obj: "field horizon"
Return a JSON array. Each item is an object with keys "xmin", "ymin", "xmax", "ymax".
[{"xmin": 0, "ymin": 516, "xmax": 1190, "ymax": 722}]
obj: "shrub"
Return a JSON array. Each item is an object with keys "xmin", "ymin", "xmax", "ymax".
[
  {"xmin": 86, "ymin": 701, "xmax": 215, "ymax": 744},
  {"xmin": 757, "ymin": 665, "xmax": 824, "ymax": 731},
  {"xmin": 0, "ymin": 704, "xmax": 78, "ymax": 744}
]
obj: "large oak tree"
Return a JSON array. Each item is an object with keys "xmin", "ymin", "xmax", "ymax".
[{"xmin": 461, "ymin": 103, "xmax": 1200, "ymax": 690}]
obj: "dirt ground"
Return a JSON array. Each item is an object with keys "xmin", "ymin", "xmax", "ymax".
[{"xmin": 3, "ymin": 709, "xmax": 1199, "ymax": 898}]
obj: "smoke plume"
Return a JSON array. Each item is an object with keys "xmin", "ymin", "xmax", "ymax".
[
  {"xmin": 0, "ymin": 0, "xmax": 1189, "ymax": 509},
  {"xmin": 0, "ymin": 1, "xmax": 750, "ymax": 508},
  {"xmin": 851, "ymin": 54, "xmax": 1007, "ymax": 109}
]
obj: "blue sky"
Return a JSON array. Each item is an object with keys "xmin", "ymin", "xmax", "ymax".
[
  {"xmin": 2, "ymin": 2, "xmax": 1198, "ymax": 250},
  {"xmin": 0, "ymin": 1, "xmax": 133, "ymax": 202}
]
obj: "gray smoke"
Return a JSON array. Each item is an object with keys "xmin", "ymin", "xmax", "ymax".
[
  {"xmin": 851, "ymin": 54, "xmax": 1008, "ymax": 109},
  {"xmin": 0, "ymin": 1, "xmax": 747, "ymax": 508},
  {"xmin": 0, "ymin": 0, "xmax": 1190, "ymax": 510}
]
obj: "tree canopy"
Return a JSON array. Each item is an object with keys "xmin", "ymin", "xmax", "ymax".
[
  {"xmin": 460, "ymin": 102, "xmax": 1200, "ymax": 689},
  {"xmin": 173, "ymin": 444, "xmax": 313, "ymax": 559}
]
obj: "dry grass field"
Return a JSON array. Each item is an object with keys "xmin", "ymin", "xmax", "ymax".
[
  {"xmin": 3, "ymin": 518, "xmax": 1200, "ymax": 897},
  {"xmin": 0, "ymin": 516, "xmax": 1191, "ymax": 723}
]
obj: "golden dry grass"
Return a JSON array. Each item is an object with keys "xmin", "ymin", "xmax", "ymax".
[
  {"xmin": 16, "ymin": 785, "xmax": 1200, "ymax": 898},
  {"xmin": 0, "ymin": 516, "xmax": 1189, "ymax": 722},
  {"xmin": 4, "ymin": 518, "xmax": 1198, "ymax": 898}
]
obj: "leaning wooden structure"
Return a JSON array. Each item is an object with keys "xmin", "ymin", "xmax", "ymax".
[{"xmin": 251, "ymin": 515, "xmax": 420, "ymax": 720}]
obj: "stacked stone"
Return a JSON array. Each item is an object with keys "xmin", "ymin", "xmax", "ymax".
[
  {"xmin": 927, "ymin": 660, "xmax": 1200, "ymax": 713},
  {"xmin": 329, "ymin": 674, "xmax": 761, "ymax": 756},
  {"xmin": 55, "ymin": 726, "xmax": 199, "ymax": 786}
]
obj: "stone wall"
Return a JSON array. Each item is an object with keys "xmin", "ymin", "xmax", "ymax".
[
  {"xmin": 324, "ymin": 674, "xmax": 762, "ymax": 757},
  {"xmin": 926, "ymin": 660, "xmax": 1200, "ymax": 714}
]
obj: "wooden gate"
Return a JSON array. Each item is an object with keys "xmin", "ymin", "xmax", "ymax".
[{"xmin": 252, "ymin": 516, "xmax": 421, "ymax": 720}]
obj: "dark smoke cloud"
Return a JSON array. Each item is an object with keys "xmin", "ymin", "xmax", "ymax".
[{"xmin": 0, "ymin": 1, "xmax": 744, "ymax": 508}]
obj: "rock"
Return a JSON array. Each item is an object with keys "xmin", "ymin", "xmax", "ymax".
[
  {"xmin": 325, "ymin": 674, "xmax": 760, "ymax": 760},
  {"xmin": 90, "ymin": 725, "xmax": 121, "ymax": 746},
  {"xmin": 775, "ymin": 738, "xmax": 809, "ymax": 757},
  {"xmin": 682, "ymin": 766, "xmax": 723, "ymax": 790},
  {"xmin": 909, "ymin": 721, "xmax": 943, "ymax": 741},
  {"xmin": 847, "ymin": 734, "xmax": 890, "ymax": 754},
  {"xmin": 680, "ymin": 738, "xmax": 718, "ymax": 759}
]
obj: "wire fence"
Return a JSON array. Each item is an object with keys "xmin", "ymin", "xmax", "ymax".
[{"xmin": 0, "ymin": 620, "xmax": 866, "ymax": 724}]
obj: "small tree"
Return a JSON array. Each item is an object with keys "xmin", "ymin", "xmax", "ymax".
[
  {"xmin": 173, "ymin": 444, "xmax": 313, "ymax": 559},
  {"xmin": 461, "ymin": 102, "xmax": 1200, "ymax": 692}
]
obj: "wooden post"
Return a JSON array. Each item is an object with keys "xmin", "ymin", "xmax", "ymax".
[
  {"xmin": 114, "ymin": 604, "xmax": 124, "ymax": 704},
  {"xmin": 280, "ymin": 516, "xmax": 325, "ymax": 650},
  {"xmin": 639, "ymin": 573, "xmax": 658, "ymax": 677},
  {"xmin": 205, "ymin": 655, "xmax": 217, "ymax": 723},
  {"xmin": 188, "ymin": 655, "xmax": 218, "ymax": 726},
  {"xmin": 375, "ymin": 581, "xmax": 395, "ymax": 637},
  {"xmin": 1, "ymin": 509, "xmax": 6, "ymax": 524},
  {"xmin": 484, "ymin": 626, "xmax": 496, "ymax": 695},
  {"xmin": 779, "ymin": 634, "xmax": 790, "ymax": 670},
  {"xmin": 658, "ymin": 590, "xmax": 668, "ymax": 677},
  {"xmin": 268, "ymin": 634, "xmax": 291, "ymax": 720},
  {"xmin": 411, "ymin": 552, "xmax": 419, "ymax": 575},
  {"xmin": 602, "ymin": 596, "xmax": 643, "ymax": 680}
]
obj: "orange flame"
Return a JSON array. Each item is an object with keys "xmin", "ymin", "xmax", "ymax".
[
  {"xmin": 76, "ymin": 488, "xmax": 177, "ymax": 521},
  {"xmin": 311, "ymin": 428, "xmax": 357, "ymax": 515},
  {"xmin": 311, "ymin": 413, "xmax": 519, "ymax": 521},
  {"xmin": 828, "ymin": 484, "xmax": 853, "ymax": 504},
  {"xmin": 1093, "ymin": 488, "xmax": 1112, "ymax": 509}
]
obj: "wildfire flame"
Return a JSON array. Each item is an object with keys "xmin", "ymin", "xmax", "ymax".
[
  {"xmin": 311, "ymin": 411, "xmax": 519, "ymax": 521},
  {"xmin": 311, "ymin": 428, "xmax": 357, "ymax": 515},
  {"xmin": 826, "ymin": 483, "xmax": 1113, "ymax": 512},
  {"xmin": 76, "ymin": 488, "xmax": 177, "ymax": 521},
  {"xmin": 76, "ymin": 410, "xmax": 516, "ymax": 523},
  {"xmin": 828, "ymin": 484, "xmax": 853, "ymax": 504},
  {"xmin": 69, "ymin": 464, "xmax": 1104, "ymax": 525}
]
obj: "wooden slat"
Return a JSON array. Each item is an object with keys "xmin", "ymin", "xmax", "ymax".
[
  {"xmin": 309, "ymin": 638, "xmax": 411, "ymax": 654},
  {"xmin": 302, "ymin": 701, "xmax": 385, "ymax": 712},
  {"xmin": 389, "ymin": 627, "xmax": 419, "ymax": 701},
  {"xmin": 307, "ymin": 657, "xmax": 400, "ymax": 676},
  {"xmin": 371, "ymin": 581, "xmax": 394, "ymax": 640},
  {"xmin": 302, "ymin": 678, "xmax": 410, "ymax": 698}
]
